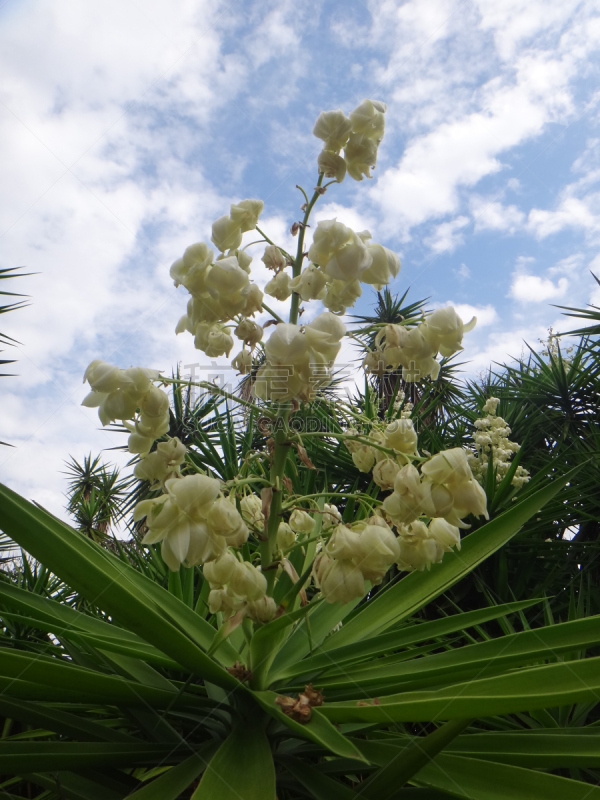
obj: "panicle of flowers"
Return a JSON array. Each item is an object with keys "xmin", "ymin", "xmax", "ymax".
[
  {"xmin": 538, "ymin": 327, "xmax": 574, "ymax": 367},
  {"xmin": 364, "ymin": 306, "xmax": 477, "ymax": 383},
  {"xmin": 170, "ymin": 200, "xmax": 265, "ymax": 365},
  {"xmin": 468, "ymin": 397, "xmax": 530, "ymax": 489}
]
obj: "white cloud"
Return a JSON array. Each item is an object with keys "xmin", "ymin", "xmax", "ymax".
[
  {"xmin": 527, "ymin": 196, "xmax": 598, "ymax": 239},
  {"xmin": 453, "ymin": 302, "xmax": 497, "ymax": 327},
  {"xmin": 510, "ymin": 274, "xmax": 569, "ymax": 302},
  {"xmin": 471, "ymin": 195, "xmax": 525, "ymax": 232},
  {"xmin": 425, "ymin": 216, "xmax": 470, "ymax": 253}
]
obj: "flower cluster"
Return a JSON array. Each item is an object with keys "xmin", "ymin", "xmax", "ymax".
[
  {"xmin": 314, "ymin": 516, "xmax": 400, "ymax": 603},
  {"xmin": 468, "ymin": 397, "xmax": 530, "ymax": 489},
  {"xmin": 365, "ymin": 307, "xmax": 477, "ymax": 382},
  {"xmin": 313, "ymin": 99, "xmax": 386, "ymax": 183},
  {"xmin": 134, "ymin": 436, "xmax": 187, "ymax": 487},
  {"xmin": 82, "ymin": 360, "xmax": 170, "ymax": 456},
  {"xmin": 253, "ymin": 312, "xmax": 346, "ymax": 401},
  {"xmin": 345, "ymin": 418, "xmax": 418, "ymax": 478},
  {"xmin": 204, "ymin": 551, "xmax": 275, "ymax": 623},
  {"xmin": 170, "ymin": 201, "xmax": 265, "ymax": 360}
]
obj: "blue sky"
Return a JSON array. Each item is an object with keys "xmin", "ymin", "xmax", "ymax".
[{"xmin": 1, "ymin": 0, "xmax": 599, "ymax": 516}]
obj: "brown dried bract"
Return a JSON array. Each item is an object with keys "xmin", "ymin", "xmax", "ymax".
[
  {"xmin": 290, "ymin": 222, "xmax": 300, "ymax": 236},
  {"xmin": 282, "ymin": 475, "xmax": 293, "ymax": 494},
  {"xmin": 261, "ymin": 486, "xmax": 273, "ymax": 525},
  {"xmin": 257, "ymin": 417, "xmax": 272, "ymax": 436},
  {"xmin": 294, "ymin": 443, "xmax": 316, "ymax": 470},
  {"xmin": 226, "ymin": 661, "xmax": 252, "ymax": 683},
  {"xmin": 275, "ymin": 684, "xmax": 324, "ymax": 724}
]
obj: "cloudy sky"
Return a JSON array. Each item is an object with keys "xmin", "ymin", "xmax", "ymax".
[{"xmin": 1, "ymin": 0, "xmax": 599, "ymax": 518}]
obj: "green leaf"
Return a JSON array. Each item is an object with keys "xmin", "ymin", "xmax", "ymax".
[
  {"xmin": 0, "ymin": 648, "xmax": 194, "ymax": 708},
  {"xmin": 315, "ymin": 614, "xmax": 600, "ymax": 697},
  {"xmin": 358, "ymin": 719, "xmax": 470, "ymax": 800},
  {"xmin": 0, "ymin": 742, "xmax": 176, "ymax": 771},
  {"xmin": 252, "ymin": 690, "xmax": 368, "ymax": 762},
  {"xmin": 449, "ymin": 730, "xmax": 600, "ymax": 767},
  {"xmin": 192, "ymin": 722, "xmax": 275, "ymax": 800},
  {"xmin": 126, "ymin": 743, "xmax": 219, "ymax": 799},
  {"xmin": 280, "ymin": 756, "xmax": 358, "ymax": 799},
  {"xmin": 0, "ymin": 482, "xmax": 238, "ymax": 688},
  {"xmin": 273, "ymin": 599, "xmax": 540, "ymax": 682},
  {"xmin": 0, "ymin": 696, "xmax": 137, "ymax": 743},
  {"xmin": 416, "ymin": 753, "xmax": 600, "ymax": 799},
  {"xmin": 319, "ymin": 470, "xmax": 577, "ymax": 650},
  {"xmin": 319, "ymin": 655, "xmax": 600, "ymax": 723}
]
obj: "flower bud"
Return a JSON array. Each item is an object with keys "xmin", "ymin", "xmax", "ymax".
[
  {"xmin": 247, "ymin": 595, "xmax": 277, "ymax": 623},
  {"xmin": 277, "ymin": 522, "xmax": 296, "ymax": 551},
  {"xmin": 450, "ymin": 479, "xmax": 489, "ymax": 519},
  {"xmin": 317, "ymin": 149, "xmax": 346, "ymax": 182},
  {"xmin": 240, "ymin": 494, "xmax": 264, "ymax": 527},
  {"xmin": 326, "ymin": 525, "xmax": 361, "ymax": 560},
  {"xmin": 242, "ymin": 284, "xmax": 264, "ymax": 317},
  {"xmin": 322, "ymin": 503, "xmax": 342, "ymax": 529},
  {"xmin": 349, "ymin": 99, "xmax": 386, "ymax": 141},
  {"xmin": 352, "ymin": 446, "xmax": 376, "ymax": 473},
  {"xmin": 211, "ymin": 215, "xmax": 243, "ymax": 253},
  {"xmin": 289, "ymin": 509, "xmax": 315, "ymax": 534},
  {"xmin": 397, "ymin": 521, "xmax": 440, "ymax": 571},
  {"xmin": 208, "ymin": 587, "xmax": 242, "ymax": 615}
]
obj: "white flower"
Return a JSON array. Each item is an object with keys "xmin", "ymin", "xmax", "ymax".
[
  {"xmin": 170, "ymin": 242, "xmax": 214, "ymax": 288},
  {"xmin": 134, "ymin": 437, "xmax": 186, "ymax": 486},
  {"xmin": 265, "ymin": 270, "xmax": 292, "ymax": 301},
  {"xmin": 234, "ymin": 319, "xmax": 263, "ymax": 347},
  {"xmin": 323, "ymin": 232, "xmax": 373, "ymax": 282},
  {"xmin": 305, "ymin": 312, "xmax": 346, "ymax": 361},
  {"xmin": 277, "ymin": 522, "xmax": 296, "ymax": 551},
  {"xmin": 322, "ymin": 278, "xmax": 362, "ymax": 314},
  {"xmin": 428, "ymin": 518, "xmax": 461, "ymax": 551},
  {"xmin": 307, "ymin": 219, "xmax": 352, "ymax": 267},
  {"xmin": 373, "ymin": 458, "xmax": 401, "ymax": 490},
  {"xmin": 205, "ymin": 256, "xmax": 250, "ymax": 296},
  {"xmin": 326, "ymin": 525, "xmax": 362, "ymax": 561},
  {"xmin": 397, "ymin": 521, "xmax": 440, "ymax": 571},
  {"xmin": 261, "ymin": 244, "xmax": 287, "ymax": 271},
  {"xmin": 421, "ymin": 307, "xmax": 476, "ymax": 357},
  {"xmin": 344, "ymin": 134, "xmax": 378, "ymax": 181},
  {"xmin": 384, "ymin": 418, "xmax": 418, "ymax": 455},
  {"xmin": 450, "ymin": 479, "xmax": 489, "ymax": 519},
  {"xmin": 322, "ymin": 503, "xmax": 342, "ymax": 529},
  {"xmin": 231, "ymin": 349, "xmax": 253, "ymax": 374},
  {"xmin": 207, "ymin": 497, "xmax": 249, "ymax": 544},
  {"xmin": 482, "ymin": 397, "xmax": 500, "ymax": 415},
  {"xmin": 242, "ymin": 284, "xmax": 264, "ymax": 317},
  {"xmin": 349, "ymin": 99, "xmax": 386, "ymax": 141},
  {"xmin": 211, "ymin": 215, "xmax": 243, "ymax": 253},
  {"xmin": 203, "ymin": 551, "xmax": 240, "ymax": 586},
  {"xmin": 317, "ymin": 557, "xmax": 365, "ymax": 604},
  {"xmin": 247, "ymin": 595, "xmax": 277, "ymax": 622},
  {"xmin": 289, "ymin": 509, "xmax": 315, "ymax": 534},
  {"xmin": 229, "ymin": 561, "xmax": 267, "ymax": 601},
  {"xmin": 194, "ymin": 323, "xmax": 234, "ymax": 358},
  {"xmin": 352, "ymin": 446, "xmax": 376, "ymax": 473},
  {"xmin": 289, "ymin": 264, "xmax": 327, "ymax": 301},
  {"xmin": 362, "ymin": 244, "xmax": 400, "ymax": 290},
  {"xmin": 83, "ymin": 360, "xmax": 122, "ymax": 393},
  {"xmin": 313, "ymin": 109, "xmax": 352, "ymax": 152},
  {"xmin": 353, "ymin": 522, "xmax": 400, "ymax": 583},
  {"xmin": 240, "ymin": 494, "xmax": 264, "ymax": 527},
  {"xmin": 230, "ymin": 199, "xmax": 264, "ymax": 232},
  {"xmin": 421, "ymin": 448, "xmax": 473, "ymax": 486},
  {"xmin": 317, "ymin": 149, "xmax": 346, "ymax": 182}
]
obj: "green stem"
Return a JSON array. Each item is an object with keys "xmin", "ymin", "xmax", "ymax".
[
  {"xmin": 289, "ymin": 173, "xmax": 325, "ymax": 325},
  {"xmin": 259, "ymin": 410, "xmax": 292, "ymax": 593},
  {"xmin": 162, "ymin": 378, "xmax": 274, "ymax": 418},
  {"xmin": 261, "ymin": 302, "xmax": 285, "ymax": 324},
  {"xmin": 255, "ymin": 226, "xmax": 293, "ymax": 260}
]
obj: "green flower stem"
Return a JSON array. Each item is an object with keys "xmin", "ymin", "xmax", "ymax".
[
  {"xmin": 281, "ymin": 490, "xmax": 377, "ymax": 511},
  {"xmin": 261, "ymin": 302, "xmax": 285, "ymax": 324},
  {"xmin": 255, "ymin": 226, "xmax": 293, "ymax": 260},
  {"xmin": 260, "ymin": 410, "xmax": 292, "ymax": 594},
  {"xmin": 162, "ymin": 378, "xmax": 275, "ymax": 418},
  {"xmin": 289, "ymin": 172, "xmax": 325, "ymax": 325}
]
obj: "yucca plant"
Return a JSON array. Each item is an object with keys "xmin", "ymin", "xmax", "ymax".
[{"xmin": 1, "ymin": 99, "xmax": 600, "ymax": 800}]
